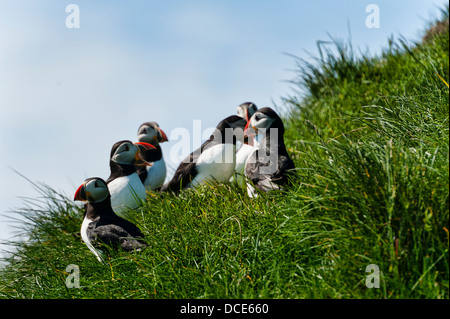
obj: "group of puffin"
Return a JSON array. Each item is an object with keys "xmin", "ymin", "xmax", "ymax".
[{"xmin": 74, "ymin": 102, "xmax": 295, "ymax": 262}]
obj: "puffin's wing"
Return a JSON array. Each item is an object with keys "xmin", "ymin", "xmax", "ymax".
[
  {"xmin": 119, "ymin": 236, "xmax": 147, "ymax": 252},
  {"xmin": 162, "ymin": 130, "xmax": 223, "ymax": 193},
  {"xmin": 269, "ymin": 155, "xmax": 296, "ymax": 185},
  {"xmin": 93, "ymin": 224, "xmax": 146, "ymax": 251},
  {"xmin": 244, "ymin": 149, "xmax": 262, "ymax": 183},
  {"xmin": 255, "ymin": 178, "xmax": 281, "ymax": 192},
  {"xmin": 161, "ymin": 153, "xmax": 198, "ymax": 193},
  {"xmin": 113, "ymin": 216, "xmax": 146, "ymax": 239},
  {"xmin": 245, "ymin": 151, "xmax": 295, "ymax": 195}
]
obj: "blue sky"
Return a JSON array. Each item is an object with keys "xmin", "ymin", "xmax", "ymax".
[{"xmin": 0, "ymin": 0, "xmax": 447, "ymax": 252}]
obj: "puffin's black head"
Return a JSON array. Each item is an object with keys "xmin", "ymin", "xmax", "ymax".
[
  {"xmin": 213, "ymin": 115, "xmax": 247, "ymax": 145},
  {"xmin": 237, "ymin": 102, "xmax": 258, "ymax": 122},
  {"xmin": 137, "ymin": 122, "xmax": 168, "ymax": 146},
  {"xmin": 217, "ymin": 115, "xmax": 248, "ymax": 131},
  {"xmin": 110, "ymin": 140, "xmax": 156, "ymax": 166},
  {"xmin": 74, "ymin": 177, "xmax": 110, "ymax": 203},
  {"xmin": 244, "ymin": 107, "xmax": 284, "ymax": 137}
]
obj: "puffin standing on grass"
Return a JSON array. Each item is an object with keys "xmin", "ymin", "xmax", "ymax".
[
  {"xmin": 231, "ymin": 102, "xmax": 259, "ymax": 186},
  {"xmin": 106, "ymin": 140, "xmax": 156, "ymax": 220},
  {"xmin": 244, "ymin": 107, "xmax": 295, "ymax": 198},
  {"xmin": 136, "ymin": 122, "xmax": 168, "ymax": 191},
  {"xmin": 161, "ymin": 115, "xmax": 247, "ymax": 193},
  {"xmin": 74, "ymin": 177, "xmax": 147, "ymax": 262}
]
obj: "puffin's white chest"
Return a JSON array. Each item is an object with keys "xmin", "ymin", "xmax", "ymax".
[
  {"xmin": 190, "ymin": 143, "xmax": 236, "ymax": 187},
  {"xmin": 108, "ymin": 173, "xmax": 146, "ymax": 219},
  {"xmin": 144, "ymin": 156, "xmax": 167, "ymax": 190},
  {"xmin": 230, "ymin": 143, "xmax": 256, "ymax": 186},
  {"xmin": 234, "ymin": 144, "xmax": 255, "ymax": 174}
]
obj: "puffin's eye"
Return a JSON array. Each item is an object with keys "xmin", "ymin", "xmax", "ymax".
[
  {"xmin": 94, "ymin": 181, "xmax": 100, "ymax": 188},
  {"xmin": 254, "ymin": 114, "xmax": 261, "ymax": 121},
  {"xmin": 117, "ymin": 143, "xmax": 130, "ymax": 154}
]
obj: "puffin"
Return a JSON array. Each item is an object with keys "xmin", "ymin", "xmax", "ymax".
[
  {"xmin": 243, "ymin": 107, "xmax": 295, "ymax": 198},
  {"xmin": 161, "ymin": 115, "xmax": 247, "ymax": 193},
  {"xmin": 106, "ymin": 140, "xmax": 155, "ymax": 220},
  {"xmin": 236, "ymin": 102, "xmax": 258, "ymax": 123},
  {"xmin": 136, "ymin": 121, "xmax": 169, "ymax": 191},
  {"xmin": 74, "ymin": 177, "xmax": 147, "ymax": 262},
  {"xmin": 231, "ymin": 102, "xmax": 259, "ymax": 186}
]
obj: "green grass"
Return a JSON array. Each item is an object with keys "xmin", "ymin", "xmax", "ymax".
[{"xmin": 0, "ymin": 8, "xmax": 448, "ymax": 299}]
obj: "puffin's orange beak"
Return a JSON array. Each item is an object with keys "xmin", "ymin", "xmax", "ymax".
[
  {"xmin": 134, "ymin": 142, "xmax": 156, "ymax": 151},
  {"xmin": 74, "ymin": 183, "xmax": 86, "ymax": 201},
  {"xmin": 158, "ymin": 128, "xmax": 168, "ymax": 143},
  {"xmin": 134, "ymin": 142, "xmax": 156, "ymax": 166}
]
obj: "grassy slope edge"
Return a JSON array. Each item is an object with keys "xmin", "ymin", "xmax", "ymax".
[{"xmin": 0, "ymin": 7, "xmax": 448, "ymax": 299}]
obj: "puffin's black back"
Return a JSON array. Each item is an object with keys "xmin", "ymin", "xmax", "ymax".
[
  {"xmin": 201, "ymin": 115, "xmax": 245, "ymax": 151},
  {"xmin": 85, "ymin": 195, "xmax": 146, "ymax": 250},
  {"xmin": 161, "ymin": 115, "xmax": 246, "ymax": 193},
  {"xmin": 84, "ymin": 188, "xmax": 145, "ymax": 237}
]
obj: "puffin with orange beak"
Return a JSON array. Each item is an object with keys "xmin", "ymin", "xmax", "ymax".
[
  {"xmin": 237, "ymin": 102, "xmax": 258, "ymax": 124},
  {"xmin": 136, "ymin": 122, "xmax": 169, "ymax": 191},
  {"xmin": 74, "ymin": 177, "xmax": 147, "ymax": 262},
  {"xmin": 230, "ymin": 102, "xmax": 259, "ymax": 186},
  {"xmin": 106, "ymin": 140, "xmax": 156, "ymax": 220},
  {"xmin": 243, "ymin": 107, "xmax": 295, "ymax": 198}
]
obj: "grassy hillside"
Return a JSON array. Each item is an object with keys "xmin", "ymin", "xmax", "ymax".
[{"xmin": 1, "ymin": 8, "xmax": 448, "ymax": 299}]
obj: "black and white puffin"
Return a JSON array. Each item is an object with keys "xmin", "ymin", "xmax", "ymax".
[
  {"xmin": 74, "ymin": 177, "xmax": 147, "ymax": 262},
  {"xmin": 231, "ymin": 102, "xmax": 259, "ymax": 186},
  {"xmin": 236, "ymin": 102, "xmax": 258, "ymax": 123},
  {"xmin": 244, "ymin": 107, "xmax": 295, "ymax": 198},
  {"xmin": 161, "ymin": 115, "xmax": 247, "ymax": 193},
  {"xmin": 136, "ymin": 121, "xmax": 168, "ymax": 191},
  {"xmin": 106, "ymin": 140, "xmax": 155, "ymax": 220}
]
